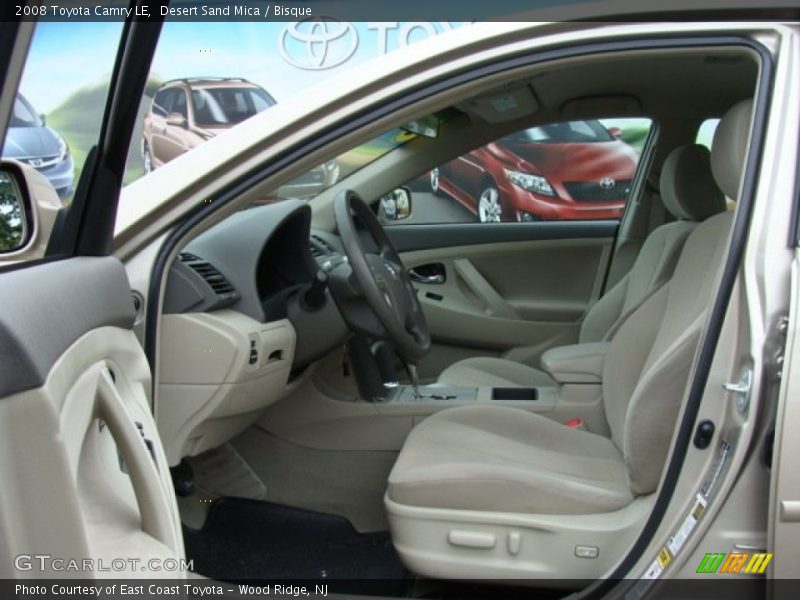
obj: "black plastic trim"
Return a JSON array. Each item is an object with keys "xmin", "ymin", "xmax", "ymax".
[
  {"xmin": 0, "ymin": 18, "xmax": 24, "ymax": 135},
  {"xmin": 52, "ymin": 7, "xmax": 164, "ymax": 257},
  {"xmin": 385, "ymin": 221, "xmax": 618, "ymax": 253},
  {"xmin": 0, "ymin": 257, "xmax": 136, "ymax": 397}
]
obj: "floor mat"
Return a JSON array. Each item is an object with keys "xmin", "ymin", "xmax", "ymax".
[
  {"xmin": 232, "ymin": 426, "xmax": 397, "ymax": 532},
  {"xmin": 184, "ymin": 497, "xmax": 408, "ymax": 594},
  {"xmin": 188, "ymin": 443, "xmax": 267, "ymax": 500}
]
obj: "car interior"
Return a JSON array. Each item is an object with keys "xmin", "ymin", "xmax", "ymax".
[
  {"xmin": 131, "ymin": 44, "xmax": 762, "ymax": 592},
  {"xmin": 0, "ymin": 35, "xmax": 766, "ymax": 594}
]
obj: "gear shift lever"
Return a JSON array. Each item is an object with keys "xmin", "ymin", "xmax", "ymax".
[
  {"xmin": 404, "ymin": 362, "xmax": 422, "ymax": 399},
  {"xmin": 400, "ymin": 362, "xmax": 457, "ymax": 401}
]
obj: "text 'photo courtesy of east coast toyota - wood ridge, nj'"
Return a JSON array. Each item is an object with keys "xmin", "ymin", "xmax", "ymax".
[{"xmin": 1, "ymin": 1, "xmax": 800, "ymax": 600}]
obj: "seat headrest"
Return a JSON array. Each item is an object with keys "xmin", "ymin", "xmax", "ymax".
[
  {"xmin": 660, "ymin": 144, "xmax": 725, "ymax": 221},
  {"xmin": 711, "ymin": 99, "xmax": 753, "ymax": 200}
]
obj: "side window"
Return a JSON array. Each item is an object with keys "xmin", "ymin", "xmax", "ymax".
[
  {"xmin": 381, "ymin": 117, "xmax": 653, "ymax": 225},
  {"xmin": 10, "ymin": 97, "xmax": 42, "ymax": 128},
  {"xmin": 152, "ymin": 89, "xmax": 170, "ymax": 117},
  {"xmin": 252, "ymin": 91, "xmax": 276, "ymax": 112},
  {"xmin": 696, "ymin": 118, "xmax": 720, "ymax": 150},
  {"xmin": 157, "ymin": 88, "xmax": 178, "ymax": 116},
  {"xmin": 172, "ymin": 90, "xmax": 188, "ymax": 119}
]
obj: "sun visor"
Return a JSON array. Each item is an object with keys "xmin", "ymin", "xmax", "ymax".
[{"xmin": 464, "ymin": 85, "xmax": 539, "ymax": 123}]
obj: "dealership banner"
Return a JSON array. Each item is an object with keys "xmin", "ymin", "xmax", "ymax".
[
  {"xmin": 5, "ymin": 0, "xmax": 794, "ymax": 195},
  {"xmin": 4, "ymin": 0, "xmax": 793, "ymax": 194},
  {"xmin": 4, "ymin": 0, "xmax": 799, "ymax": 22}
]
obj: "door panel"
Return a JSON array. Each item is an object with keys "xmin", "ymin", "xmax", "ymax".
[
  {"xmin": 0, "ymin": 14, "xmax": 175, "ymax": 580},
  {"xmin": 0, "ymin": 257, "xmax": 184, "ymax": 576},
  {"xmin": 770, "ymin": 256, "xmax": 800, "ymax": 577},
  {"xmin": 388, "ymin": 224, "xmax": 616, "ymax": 379}
]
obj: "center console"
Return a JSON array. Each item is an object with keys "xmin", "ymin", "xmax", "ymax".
[
  {"xmin": 384, "ymin": 384, "xmax": 542, "ymax": 403},
  {"xmin": 370, "ymin": 342, "xmax": 613, "ymax": 433},
  {"xmin": 381, "ymin": 382, "xmax": 557, "ymax": 414}
]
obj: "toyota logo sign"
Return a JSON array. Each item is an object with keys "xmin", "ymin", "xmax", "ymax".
[
  {"xmin": 599, "ymin": 177, "xmax": 616, "ymax": 189},
  {"xmin": 279, "ymin": 18, "xmax": 358, "ymax": 71}
]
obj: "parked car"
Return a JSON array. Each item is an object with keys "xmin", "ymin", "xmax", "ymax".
[
  {"xmin": 0, "ymin": 93, "xmax": 73, "ymax": 200},
  {"xmin": 432, "ymin": 119, "xmax": 639, "ymax": 221},
  {"xmin": 142, "ymin": 77, "xmax": 276, "ymax": 172},
  {"xmin": 143, "ymin": 77, "xmax": 339, "ymax": 197}
]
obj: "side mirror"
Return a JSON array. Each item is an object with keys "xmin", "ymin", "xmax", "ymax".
[
  {"xmin": 0, "ymin": 166, "xmax": 31, "ymax": 253},
  {"xmin": 378, "ymin": 187, "xmax": 412, "ymax": 222},
  {"xmin": 166, "ymin": 112, "xmax": 187, "ymax": 128},
  {"xmin": 607, "ymin": 126, "xmax": 622, "ymax": 139},
  {"xmin": 0, "ymin": 160, "xmax": 62, "ymax": 263}
]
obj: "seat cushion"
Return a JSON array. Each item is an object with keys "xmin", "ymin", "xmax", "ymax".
[
  {"xmin": 437, "ymin": 356, "xmax": 556, "ymax": 387},
  {"xmin": 387, "ymin": 404, "xmax": 633, "ymax": 515}
]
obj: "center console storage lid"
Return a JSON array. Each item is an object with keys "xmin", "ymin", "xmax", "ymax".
[{"xmin": 540, "ymin": 342, "xmax": 610, "ymax": 384}]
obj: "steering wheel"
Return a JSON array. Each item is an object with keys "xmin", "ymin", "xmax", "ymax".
[{"xmin": 332, "ymin": 190, "xmax": 430, "ymax": 363}]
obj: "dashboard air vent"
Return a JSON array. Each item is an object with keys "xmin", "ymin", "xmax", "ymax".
[
  {"xmin": 185, "ymin": 259, "xmax": 237, "ymax": 298},
  {"xmin": 309, "ymin": 234, "xmax": 335, "ymax": 258}
]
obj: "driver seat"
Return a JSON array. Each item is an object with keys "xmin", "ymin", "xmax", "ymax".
[{"xmin": 385, "ymin": 100, "xmax": 753, "ymax": 580}]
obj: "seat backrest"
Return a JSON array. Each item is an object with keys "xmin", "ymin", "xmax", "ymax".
[
  {"xmin": 579, "ymin": 145, "xmax": 725, "ymax": 343},
  {"xmin": 601, "ymin": 99, "xmax": 753, "ymax": 495}
]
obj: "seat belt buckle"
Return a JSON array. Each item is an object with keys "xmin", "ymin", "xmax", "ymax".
[{"xmin": 565, "ymin": 417, "xmax": 586, "ymax": 431}]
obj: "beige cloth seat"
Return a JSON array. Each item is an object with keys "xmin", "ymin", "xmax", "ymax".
[
  {"xmin": 388, "ymin": 403, "xmax": 633, "ymax": 514},
  {"xmin": 388, "ymin": 100, "xmax": 752, "ymax": 516},
  {"xmin": 438, "ymin": 143, "xmax": 725, "ymax": 388}
]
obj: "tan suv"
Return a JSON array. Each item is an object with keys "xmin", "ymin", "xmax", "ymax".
[
  {"xmin": 141, "ymin": 77, "xmax": 339, "ymax": 197},
  {"xmin": 142, "ymin": 77, "xmax": 276, "ymax": 172}
]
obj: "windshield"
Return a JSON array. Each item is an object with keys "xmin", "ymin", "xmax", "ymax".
[
  {"xmin": 191, "ymin": 87, "xmax": 276, "ymax": 127},
  {"xmin": 10, "ymin": 96, "xmax": 43, "ymax": 129},
  {"xmin": 506, "ymin": 120, "xmax": 614, "ymax": 144}
]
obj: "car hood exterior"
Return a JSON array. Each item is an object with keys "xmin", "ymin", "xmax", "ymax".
[
  {"xmin": 497, "ymin": 140, "xmax": 638, "ymax": 179},
  {"xmin": 2, "ymin": 126, "xmax": 62, "ymax": 159}
]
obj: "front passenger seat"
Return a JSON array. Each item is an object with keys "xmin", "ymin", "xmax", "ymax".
[
  {"xmin": 385, "ymin": 100, "xmax": 752, "ymax": 580},
  {"xmin": 438, "ymin": 143, "xmax": 725, "ymax": 388}
]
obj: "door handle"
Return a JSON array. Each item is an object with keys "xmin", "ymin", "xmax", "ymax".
[
  {"xmin": 453, "ymin": 258, "xmax": 519, "ymax": 319},
  {"xmin": 408, "ymin": 267, "xmax": 444, "ymax": 284},
  {"xmin": 781, "ymin": 500, "xmax": 800, "ymax": 522},
  {"xmin": 96, "ymin": 366, "xmax": 177, "ymax": 547}
]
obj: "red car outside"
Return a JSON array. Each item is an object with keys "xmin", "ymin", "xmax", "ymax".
[{"xmin": 430, "ymin": 119, "xmax": 641, "ymax": 222}]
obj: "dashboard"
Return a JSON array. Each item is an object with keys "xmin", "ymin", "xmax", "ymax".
[
  {"xmin": 164, "ymin": 200, "xmax": 341, "ymax": 319},
  {"xmin": 157, "ymin": 200, "xmax": 350, "ymax": 465}
]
